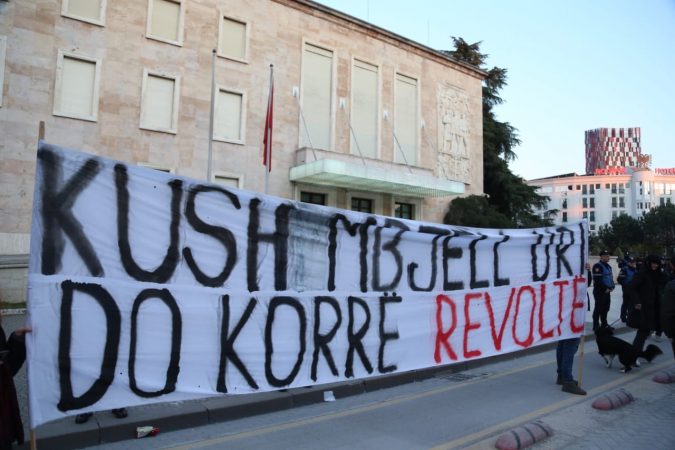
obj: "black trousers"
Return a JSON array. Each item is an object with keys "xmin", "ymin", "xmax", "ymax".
[
  {"xmin": 592, "ymin": 289, "xmax": 611, "ymax": 330},
  {"xmin": 633, "ymin": 328, "xmax": 650, "ymax": 352}
]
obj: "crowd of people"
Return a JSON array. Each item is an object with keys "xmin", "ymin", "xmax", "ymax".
[{"xmin": 556, "ymin": 251, "xmax": 675, "ymax": 397}]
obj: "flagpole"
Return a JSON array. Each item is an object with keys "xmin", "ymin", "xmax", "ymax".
[
  {"xmin": 207, "ymin": 48, "xmax": 216, "ymax": 182},
  {"xmin": 265, "ymin": 64, "xmax": 273, "ymax": 194}
]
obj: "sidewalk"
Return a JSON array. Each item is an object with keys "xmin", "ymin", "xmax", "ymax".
[{"xmin": 11, "ymin": 287, "xmax": 668, "ymax": 449}]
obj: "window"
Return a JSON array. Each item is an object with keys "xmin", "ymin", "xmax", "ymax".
[
  {"xmin": 214, "ymin": 87, "xmax": 245, "ymax": 143},
  {"xmin": 582, "ymin": 211, "xmax": 588, "ymax": 219},
  {"xmin": 590, "ymin": 211, "xmax": 595, "ymax": 222},
  {"xmin": 351, "ymin": 59, "xmax": 379, "ymax": 158},
  {"xmin": 214, "ymin": 173, "xmax": 242, "ymax": 189},
  {"xmin": 576, "ymin": 185, "xmax": 580, "ymax": 190},
  {"xmin": 582, "ymin": 185, "xmax": 587, "ymax": 195},
  {"xmin": 619, "ymin": 184, "xmax": 625, "ymax": 194},
  {"xmin": 351, "ymin": 197, "xmax": 373, "ymax": 213},
  {"xmin": 140, "ymin": 70, "xmax": 180, "ymax": 134},
  {"xmin": 562, "ymin": 198, "xmax": 567, "ymax": 209},
  {"xmin": 301, "ymin": 43, "xmax": 333, "ymax": 150},
  {"xmin": 395, "ymin": 202, "xmax": 414, "ymax": 220},
  {"xmin": 61, "ymin": 0, "xmax": 106, "ymax": 26},
  {"xmin": 589, "ymin": 184, "xmax": 595, "ymax": 194},
  {"xmin": 582, "ymin": 198, "xmax": 588, "ymax": 208},
  {"xmin": 146, "ymin": 0, "xmax": 184, "ymax": 46},
  {"xmin": 605, "ymin": 183, "xmax": 610, "ymax": 189},
  {"xmin": 660, "ymin": 198, "xmax": 665, "ymax": 206},
  {"xmin": 53, "ymin": 50, "xmax": 101, "ymax": 121},
  {"xmin": 0, "ymin": 36, "xmax": 5, "ymax": 107},
  {"xmin": 611, "ymin": 197, "xmax": 617, "ymax": 208},
  {"xmin": 590, "ymin": 224, "xmax": 596, "ymax": 231},
  {"xmin": 562, "ymin": 212, "xmax": 567, "ymax": 222},
  {"xmin": 394, "ymin": 73, "xmax": 418, "ymax": 165},
  {"xmin": 300, "ymin": 192, "xmax": 326, "ymax": 206},
  {"xmin": 590, "ymin": 197, "xmax": 595, "ymax": 208},
  {"xmin": 619, "ymin": 197, "xmax": 625, "ymax": 208},
  {"xmin": 595, "ymin": 184, "xmax": 600, "ymax": 189},
  {"xmin": 218, "ymin": 15, "xmax": 248, "ymax": 62},
  {"xmin": 568, "ymin": 185, "xmax": 573, "ymax": 191},
  {"xmin": 611, "ymin": 183, "xmax": 617, "ymax": 194},
  {"xmin": 612, "ymin": 211, "xmax": 618, "ymax": 219}
]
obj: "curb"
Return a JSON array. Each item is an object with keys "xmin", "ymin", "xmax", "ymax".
[
  {"xmin": 32, "ymin": 325, "xmax": 622, "ymax": 449},
  {"xmin": 591, "ymin": 388, "xmax": 634, "ymax": 410},
  {"xmin": 494, "ymin": 420, "xmax": 553, "ymax": 450}
]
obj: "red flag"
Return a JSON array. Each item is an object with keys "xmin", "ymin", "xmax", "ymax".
[{"xmin": 262, "ymin": 71, "xmax": 274, "ymax": 172}]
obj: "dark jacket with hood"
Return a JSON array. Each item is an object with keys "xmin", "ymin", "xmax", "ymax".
[
  {"xmin": 0, "ymin": 324, "xmax": 26, "ymax": 447},
  {"xmin": 628, "ymin": 255, "xmax": 666, "ymax": 331}
]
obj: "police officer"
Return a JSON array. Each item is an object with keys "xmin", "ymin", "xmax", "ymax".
[
  {"xmin": 592, "ymin": 250, "xmax": 615, "ymax": 331},
  {"xmin": 617, "ymin": 255, "xmax": 637, "ymax": 323}
]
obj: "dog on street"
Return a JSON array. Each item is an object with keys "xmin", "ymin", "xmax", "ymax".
[{"xmin": 595, "ymin": 325, "xmax": 662, "ymax": 372}]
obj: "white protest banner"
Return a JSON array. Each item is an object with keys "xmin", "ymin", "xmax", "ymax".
[{"xmin": 27, "ymin": 142, "xmax": 588, "ymax": 427}]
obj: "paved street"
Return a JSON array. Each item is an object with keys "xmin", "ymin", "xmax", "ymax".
[{"xmin": 4, "ymin": 285, "xmax": 675, "ymax": 449}]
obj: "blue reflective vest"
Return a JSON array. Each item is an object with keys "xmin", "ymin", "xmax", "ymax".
[
  {"xmin": 592, "ymin": 261, "xmax": 614, "ymax": 291},
  {"xmin": 617, "ymin": 265, "xmax": 636, "ymax": 287}
]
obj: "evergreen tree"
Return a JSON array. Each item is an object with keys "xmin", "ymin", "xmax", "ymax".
[{"xmin": 443, "ymin": 37, "xmax": 549, "ymax": 227}]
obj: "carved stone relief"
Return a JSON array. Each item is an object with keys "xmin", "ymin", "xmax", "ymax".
[{"xmin": 438, "ymin": 86, "xmax": 471, "ymax": 183}]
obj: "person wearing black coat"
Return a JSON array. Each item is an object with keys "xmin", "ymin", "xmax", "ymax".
[
  {"xmin": 0, "ymin": 318, "xmax": 30, "ymax": 450},
  {"xmin": 662, "ymin": 256, "xmax": 675, "ymax": 360},
  {"xmin": 628, "ymin": 255, "xmax": 667, "ymax": 354}
]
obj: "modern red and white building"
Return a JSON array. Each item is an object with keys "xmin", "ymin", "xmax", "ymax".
[{"xmin": 528, "ymin": 128, "xmax": 675, "ymax": 233}]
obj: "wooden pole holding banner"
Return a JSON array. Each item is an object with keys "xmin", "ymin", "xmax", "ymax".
[
  {"xmin": 30, "ymin": 121, "xmax": 45, "ymax": 450},
  {"xmin": 576, "ymin": 333, "xmax": 586, "ymax": 387}
]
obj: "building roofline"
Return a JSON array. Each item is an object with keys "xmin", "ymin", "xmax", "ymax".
[{"xmin": 275, "ymin": 0, "xmax": 488, "ymax": 80}]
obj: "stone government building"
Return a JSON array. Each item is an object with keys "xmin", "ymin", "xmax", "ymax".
[{"xmin": 0, "ymin": 0, "xmax": 486, "ymax": 303}]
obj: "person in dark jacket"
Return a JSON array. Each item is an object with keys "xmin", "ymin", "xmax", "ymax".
[
  {"xmin": 617, "ymin": 256, "xmax": 638, "ymax": 323},
  {"xmin": 628, "ymin": 254, "xmax": 667, "ymax": 354},
  {"xmin": 592, "ymin": 250, "xmax": 615, "ymax": 331},
  {"xmin": 661, "ymin": 256, "xmax": 675, "ymax": 360},
  {"xmin": 0, "ymin": 313, "xmax": 31, "ymax": 450}
]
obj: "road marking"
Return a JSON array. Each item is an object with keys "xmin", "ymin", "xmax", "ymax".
[
  {"xmin": 167, "ymin": 357, "xmax": 673, "ymax": 450},
  {"xmin": 429, "ymin": 359, "xmax": 674, "ymax": 450},
  {"xmin": 166, "ymin": 358, "xmax": 553, "ymax": 450}
]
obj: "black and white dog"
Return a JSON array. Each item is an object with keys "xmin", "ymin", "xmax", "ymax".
[{"xmin": 595, "ymin": 325, "xmax": 662, "ymax": 373}]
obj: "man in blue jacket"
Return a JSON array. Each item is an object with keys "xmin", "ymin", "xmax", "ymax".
[
  {"xmin": 592, "ymin": 250, "xmax": 615, "ymax": 331},
  {"xmin": 617, "ymin": 255, "xmax": 638, "ymax": 323}
]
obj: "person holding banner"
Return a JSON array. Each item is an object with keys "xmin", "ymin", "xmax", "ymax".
[
  {"xmin": 0, "ymin": 312, "xmax": 31, "ymax": 450},
  {"xmin": 661, "ymin": 256, "xmax": 675, "ymax": 360},
  {"xmin": 555, "ymin": 264, "xmax": 590, "ymax": 396},
  {"xmin": 628, "ymin": 255, "xmax": 666, "ymax": 357},
  {"xmin": 592, "ymin": 250, "xmax": 615, "ymax": 331}
]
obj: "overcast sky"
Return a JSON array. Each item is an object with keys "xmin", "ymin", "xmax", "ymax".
[{"xmin": 316, "ymin": 0, "xmax": 675, "ymax": 180}]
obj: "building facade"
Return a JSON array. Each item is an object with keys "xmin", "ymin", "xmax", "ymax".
[
  {"xmin": 585, "ymin": 127, "xmax": 641, "ymax": 174},
  {"xmin": 529, "ymin": 168, "xmax": 675, "ymax": 233},
  {"xmin": 0, "ymin": 0, "xmax": 485, "ymax": 302}
]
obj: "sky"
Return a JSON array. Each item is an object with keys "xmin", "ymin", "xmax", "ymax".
[{"xmin": 316, "ymin": 0, "xmax": 675, "ymax": 180}]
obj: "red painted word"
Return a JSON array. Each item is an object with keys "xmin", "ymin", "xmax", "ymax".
[{"xmin": 434, "ymin": 276, "xmax": 586, "ymax": 363}]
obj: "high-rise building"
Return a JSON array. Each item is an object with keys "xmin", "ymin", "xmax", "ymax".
[{"xmin": 585, "ymin": 127, "xmax": 641, "ymax": 174}]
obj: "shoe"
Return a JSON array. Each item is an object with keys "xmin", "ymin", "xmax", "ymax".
[
  {"xmin": 112, "ymin": 408, "xmax": 128, "ymax": 419},
  {"xmin": 557, "ymin": 376, "xmax": 578, "ymax": 386},
  {"xmin": 561, "ymin": 381, "xmax": 587, "ymax": 395},
  {"xmin": 75, "ymin": 412, "xmax": 93, "ymax": 424}
]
